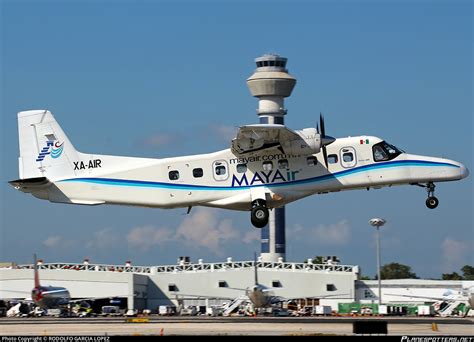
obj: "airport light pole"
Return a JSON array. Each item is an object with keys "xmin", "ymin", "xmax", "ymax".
[{"xmin": 369, "ymin": 218, "xmax": 386, "ymax": 306}]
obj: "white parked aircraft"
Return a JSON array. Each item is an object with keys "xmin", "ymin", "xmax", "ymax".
[{"xmin": 9, "ymin": 110, "xmax": 469, "ymax": 228}]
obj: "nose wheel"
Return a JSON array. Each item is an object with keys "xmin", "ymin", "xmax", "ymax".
[
  {"xmin": 425, "ymin": 182, "xmax": 439, "ymax": 209},
  {"xmin": 412, "ymin": 182, "xmax": 439, "ymax": 209},
  {"xmin": 251, "ymin": 199, "xmax": 269, "ymax": 228},
  {"xmin": 426, "ymin": 196, "xmax": 439, "ymax": 209}
]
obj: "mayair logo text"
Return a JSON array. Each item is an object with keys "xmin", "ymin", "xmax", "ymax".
[{"xmin": 231, "ymin": 169, "xmax": 299, "ymax": 187}]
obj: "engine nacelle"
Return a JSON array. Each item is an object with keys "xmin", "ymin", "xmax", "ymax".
[{"xmin": 281, "ymin": 128, "xmax": 321, "ymax": 155}]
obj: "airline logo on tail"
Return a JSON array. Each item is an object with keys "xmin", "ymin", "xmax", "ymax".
[{"xmin": 36, "ymin": 141, "xmax": 64, "ymax": 162}]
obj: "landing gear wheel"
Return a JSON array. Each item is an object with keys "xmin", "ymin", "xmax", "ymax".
[
  {"xmin": 426, "ymin": 196, "xmax": 439, "ymax": 209},
  {"xmin": 251, "ymin": 206, "xmax": 269, "ymax": 228}
]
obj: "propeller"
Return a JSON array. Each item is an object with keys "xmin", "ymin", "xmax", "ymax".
[{"xmin": 318, "ymin": 113, "xmax": 335, "ymax": 168}]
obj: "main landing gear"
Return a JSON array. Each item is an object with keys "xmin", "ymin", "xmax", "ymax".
[
  {"xmin": 412, "ymin": 182, "xmax": 439, "ymax": 209},
  {"xmin": 251, "ymin": 199, "xmax": 269, "ymax": 228}
]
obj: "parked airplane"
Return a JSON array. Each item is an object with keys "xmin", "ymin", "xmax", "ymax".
[
  {"xmin": 2, "ymin": 255, "xmax": 72, "ymax": 310},
  {"xmin": 245, "ymin": 255, "xmax": 350, "ymax": 309},
  {"xmin": 4, "ymin": 255, "xmax": 119, "ymax": 313},
  {"xmin": 30, "ymin": 254, "xmax": 71, "ymax": 309},
  {"xmin": 9, "ymin": 110, "xmax": 469, "ymax": 228}
]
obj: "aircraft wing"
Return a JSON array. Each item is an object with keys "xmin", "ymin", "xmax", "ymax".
[{"xmin": 231, "ymin": 124, "xmax": 301, "ymax": 155}]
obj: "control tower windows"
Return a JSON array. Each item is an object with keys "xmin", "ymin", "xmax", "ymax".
[{"xmin": 168, "ymin": 170, "xmax": 179, "ymax": 180}]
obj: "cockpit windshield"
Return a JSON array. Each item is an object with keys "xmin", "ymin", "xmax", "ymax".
[{"xmin": 372, "ymin": 141, "xmax": 403, "ymax": 162}]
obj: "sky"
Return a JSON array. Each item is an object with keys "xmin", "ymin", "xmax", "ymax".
[{"xmin": 0, "ymin": 0, "xmax": 472, "ymax": 279}]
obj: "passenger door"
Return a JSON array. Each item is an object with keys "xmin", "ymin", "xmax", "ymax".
[
  {"xmin": 212, "ymin": 160, "xmax": 229, "ymax": 181},
  {"xmin": 340, "ymin": 147, "xmax": 357, "ymax": 168}
]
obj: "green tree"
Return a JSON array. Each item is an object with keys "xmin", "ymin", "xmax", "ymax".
[
  {"xmin": 312, "ymin": 256, "xmax": 325, "ymax": 264},
  {"xmin": 380, "ymin": 262, "xmax": 417, "ymax": 279},
  {"xmin": 442, "ymin": 272, "xmax": 463, "ymax": 280},
  {"xmin": 461, "ymin": 265, "xmax": 474, "ymax": 280}
]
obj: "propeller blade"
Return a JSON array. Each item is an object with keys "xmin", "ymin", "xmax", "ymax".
[
  {"xmin": 319, "ymin": 113, "xmax": 325, "ymax": 138},
  {"xmin": 322, "ymin": 145, "xmax": 328, "ymax": 168}
]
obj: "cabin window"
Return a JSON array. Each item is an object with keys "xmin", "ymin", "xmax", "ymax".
[
  {"xmin": 326, "ymin": 284, "xmax": 336, "ymax": 291},
  {"xmin": 343, "ymin": 152, "xmax": 354, "ymax": 162},
  {"xmin": 237, "ymin": 163, "xmax": 247, "ymax": 173},
  {"xmin": 192, "ymin": 168, "xmax": 203, "ymax": 178},
  {"xmin": 215, "ymin": 166, "xmax": 226, "ymax": 175},
  {"xmin": 168, "ymin": 284, "xmax": 178, "ymax": 292},
  {"xmin": 272, "ymin": 280, "xmax": 282, "ymax": 288},
  {"xmin": 168, "ymin": 170, "xmax": 180, "ymax": 180},
  {"xmin": 262, "ymin": 161, "xmax": 273, "ymax": 171},
  {"xmin": 307, "ymin": 156, "xmax": 317, "ymax": 166},
  {"xmin": 372, "ymin": 141, "xmax": 403, "ymax": 162},
  {"xmin": 218, "ymin": 280, "xmax": 228, "ymax": 288},
  {"xmin": 278, "ymin": 159, "xmax": 289, "ymax": 169},
  {"xmin": 213, "ymin": 160, "xmax": 229, "ymax": 181},
  {"xmin": 328, "ymin": 154, "xmax": 338, "ymax": 164},
  {"xmin": 373, "ymin": 146, "xmax": 388, "ymax": 162}
]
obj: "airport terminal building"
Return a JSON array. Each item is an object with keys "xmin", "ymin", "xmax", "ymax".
[{"xmin": 1, "ymin": 258, "xmax": 472, "ymax": 313}]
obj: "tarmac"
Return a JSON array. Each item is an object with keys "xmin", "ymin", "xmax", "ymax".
[{"xmin": 1, "ymin": 317, "xmax": 473, "ymax": 336}]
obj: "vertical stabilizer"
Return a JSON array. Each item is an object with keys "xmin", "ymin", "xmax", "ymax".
[
  {"xmin": 33, "ymin": 254, "xmax": 40, "ymax": 288},
  {"xmin": 17, "ymin": 110, "xmax": 79, "ymax": 180},
  {"xmin": 254, "ymin": 252, "xmax": 259, "ymax": 285}
]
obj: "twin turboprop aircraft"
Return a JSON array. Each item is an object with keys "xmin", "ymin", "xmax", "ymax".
[{"xmin": 9, "ymin": 110, "xmax": 469, "ymax": 228}]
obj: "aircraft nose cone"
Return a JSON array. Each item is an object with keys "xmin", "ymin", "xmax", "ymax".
[{"xmin": 460, "ymin": 164, "xmax": 469, "ymax": 179}]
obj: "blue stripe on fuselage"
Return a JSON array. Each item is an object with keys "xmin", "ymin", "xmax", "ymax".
[{"xmin": 58, "ymin": 160, "xmax": 459, "ymax": 191}]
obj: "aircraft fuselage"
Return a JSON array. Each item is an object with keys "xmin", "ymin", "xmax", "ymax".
[{"xmin": 21, "ymin": 135, "xmax": 468, "ymax": 212}]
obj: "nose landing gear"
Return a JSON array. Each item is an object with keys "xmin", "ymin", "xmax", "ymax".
[
  {"xmin": 413, "ymin": 182, "xmax": 439, "ymax": 209},
  {"xmin": 251, "ymin": 199, "xmax": 269, "ymax": 228},
  {"xmin": 425, "ymin": 182, "xmax": 439, "ymax": 209}
]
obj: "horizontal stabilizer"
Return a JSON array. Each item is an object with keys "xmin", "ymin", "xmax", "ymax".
[{"xmin": 9, "ymin": 177, "xmax": 52, "ymax": 193}]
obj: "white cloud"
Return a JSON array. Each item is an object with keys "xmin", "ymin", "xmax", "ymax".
[
  {"xmin": 125, "ymin": 209, "xmax": 240, "ymax": 255},
  {"xmin": 139, "ymin": 132, "xmax": 180, "ymax": 148},
  {"xmin": 86, "ymin": 228, "xmax": 121, "ymax": 250},
  {"xmin": 127, "ymin": 225, "xmax": 174, "ymax": 251},
  {"xmin": 312, "ymin": 220, "xmax": 351, "ymax": 245},
  {"xmin": 176, "ymin": 209, "xmax": 239, "ymax": 255},
  {"xmin": 242, "ymin": 230, "xmax": 260, "ymax": 244},
  {"xmin": 209, "ymin": 124, "xmax": 238, "ymax": 142},
  {"xmin": 42, "ymin": 235, "xmax": 64, "ymax": 248},
  {"xmin": 441, "ymin": 237, "xmax": 470, "ymax": 272}
]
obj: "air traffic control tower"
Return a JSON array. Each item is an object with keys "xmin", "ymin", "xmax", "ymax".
[{"xmin": 246, "ymin": 54, "xmax": 296, "ymax": 262}]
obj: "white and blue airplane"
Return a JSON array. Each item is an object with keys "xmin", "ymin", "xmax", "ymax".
[{"xmin": 9, "ymin": 110, "xmax": 469, "ymax": 228}]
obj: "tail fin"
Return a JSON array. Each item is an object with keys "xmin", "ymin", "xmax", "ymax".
[
  {"xmin": 254, "ymin": 252, "xmax": 259, "ymax": 285},
  {"xmin": 17, "ymin": 110, "xmax": 79, "ymax": 179},
  {"xmin": 33, "ymin": 254, "xmax": 40, "ymax": 288}
]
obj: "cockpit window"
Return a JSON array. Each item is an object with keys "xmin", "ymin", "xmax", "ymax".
[{"xmin": 372, "ymin": 141, "xmax": 403, "ymax": 162}]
